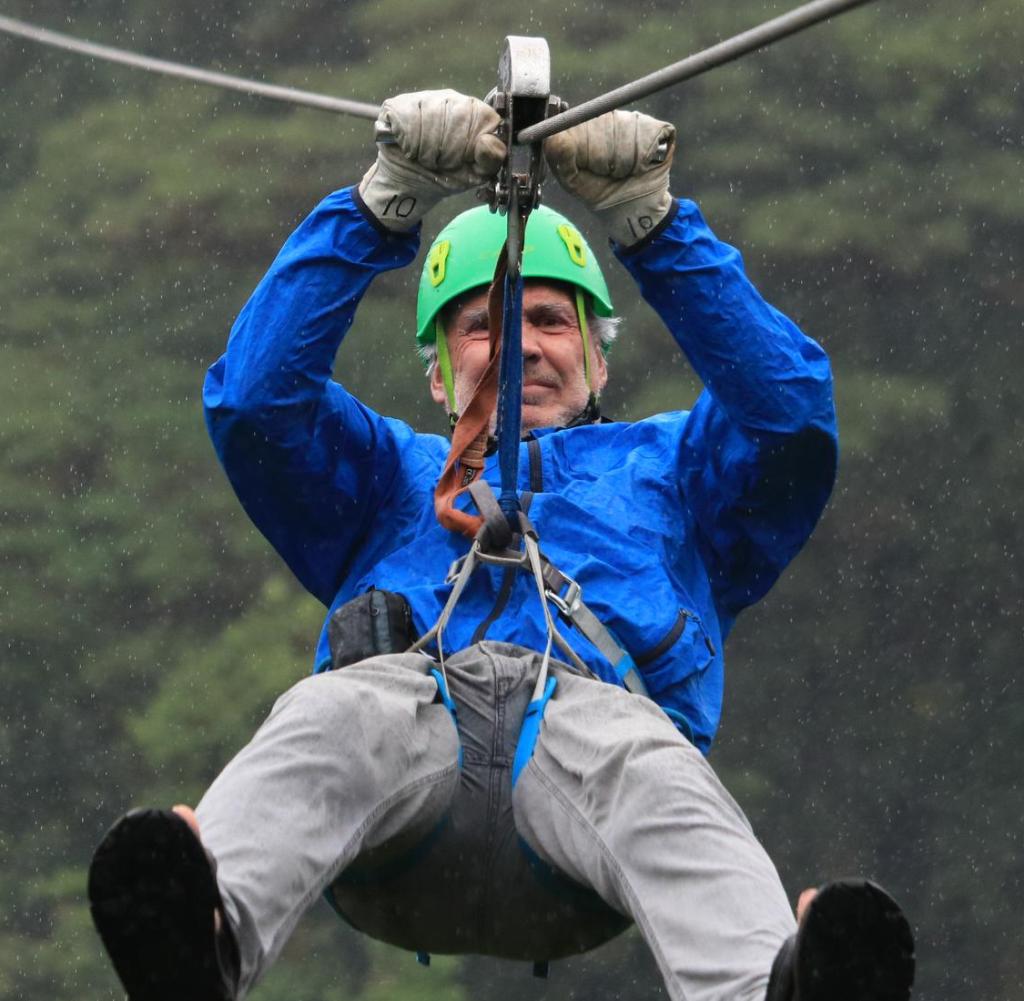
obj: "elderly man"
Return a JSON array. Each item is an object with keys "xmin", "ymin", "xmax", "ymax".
[{"xmin": 88, "ymin": 91, "xmax": 914, "ymax": 1001}]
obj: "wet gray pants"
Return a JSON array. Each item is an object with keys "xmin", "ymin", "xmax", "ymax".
[{"xmin": 196, "ymin": 642, "xmax": 795, "ymax": 1001}]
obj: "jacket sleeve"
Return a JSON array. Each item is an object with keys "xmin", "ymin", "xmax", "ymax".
[
  {"xmin": 202, "ymin": 187, "xmax": 421, "ymax": 605},
  {"xmin": 616, "ymin": 199, "xmax": 839, "ymax": 626}
]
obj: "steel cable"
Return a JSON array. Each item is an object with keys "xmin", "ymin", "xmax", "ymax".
[
  {"xmin": 517, "ymin": 0, "xmax": 876, "ymax": 143},
  {"xmin": 0, "ymin": 13, "xmax": 379, "ymax": 118},
  {"xmin": 4, "ymin": 0, "xmax": 876, "ymax": 135},
  {"xmin": 2, "ymin": 1, "xmax": 877, "ymax": 139}
]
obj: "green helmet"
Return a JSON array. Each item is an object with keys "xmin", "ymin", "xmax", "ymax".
[{"xmin": 416, "ymin": 204, "xmax": 613, "ymax": 350}]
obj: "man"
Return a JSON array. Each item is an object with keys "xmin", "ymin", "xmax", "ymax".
[{"xmin": 88, "ymin": 91, "xmax": 914, "ymax": 1001}]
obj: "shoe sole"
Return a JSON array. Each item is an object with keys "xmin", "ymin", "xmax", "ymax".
[
  {"xmin": 796, "ymin": 879, "xmax": 915, "ymax": 1001},
  {"xmin": 88, "ymin": 808, "xmax": 233, "ymax": 1001}
]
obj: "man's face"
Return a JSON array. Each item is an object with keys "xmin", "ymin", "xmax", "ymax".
[{"xmin": 429, "ymin": 281, "xmax": 608, "ymax": 432}]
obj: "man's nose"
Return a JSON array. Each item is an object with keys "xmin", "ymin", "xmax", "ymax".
[{"xmin": 521, "ymin": 323, "xmax": 543, "ymax": 360}]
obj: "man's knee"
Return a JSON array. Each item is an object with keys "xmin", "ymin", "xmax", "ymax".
[{"xmin": 525, "ymin": 682, "xmax": 752, "ymax": 844}]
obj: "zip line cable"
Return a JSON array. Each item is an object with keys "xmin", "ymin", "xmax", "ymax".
[
  {"xmin": 0, "ymin": 13, "xmax": 379, "ymax": 119},
  {"xmin": 1, "ymin": 0, "xmax": 874, "ymax": 137},
  {"xmin": 517, "ymin": 0, "xmax": 876, "ymax": 143}
]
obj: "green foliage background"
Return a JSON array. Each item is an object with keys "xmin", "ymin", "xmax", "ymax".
[{"xmin": 1, "ymin": 1, "xmax": 1021, "ymax": 999}]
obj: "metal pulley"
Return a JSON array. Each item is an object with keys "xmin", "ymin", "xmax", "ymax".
[{"xmin": 482, "ymin": 35, "xmax": 564, "ymax": 216}]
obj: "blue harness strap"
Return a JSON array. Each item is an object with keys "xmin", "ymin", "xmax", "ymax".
[
  {"xmin": 492, "ymin": 191, "xmax": 530, "ymax": 528},
  {"xmin": 495, "ymin": 261, "xmax": 525, "ymax": 523},
  {"xmin": 512, "ymin": 675, "xmax": 557, "ymax": 786},
  {"xmin": 430, "ymin": 667, "xmax": 457, "ymax": 717},
  {"xmin": 430, "ymin": 667, "xmax": 463, "ymax": 767}
]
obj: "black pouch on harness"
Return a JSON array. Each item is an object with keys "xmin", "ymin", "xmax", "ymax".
[{"xmin": 327, "ymin": 589, "xmax": 416, "ymax": 671}]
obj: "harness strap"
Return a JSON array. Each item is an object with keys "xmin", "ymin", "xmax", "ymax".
[
  {"xmin": 512, "ymin": 674, "xmax": 557, "ymax": 786},
  {"xmin": 467, "ymin": 479, "xmax": 514, "ymax": 551},
  {"xmin": 521, "ymin": 520, "xmax": 592, "ymax": 683},
  {"xmin": 494, "ymin": 204, "xmax": 526, "ymax": 521},
  {"xmin": 418, "ymin": 480, "xmax": 651, "ymax": 700},
  {"xmin": 406, "ymin": 541, "xmax": 482, "ymax": 687},
  {"xmin": 538, "ymin": 561, "xmax": 651, "ymax": 698},
  {"xmin": 432, "ymin": 251, "xmax": 509, "ymax": 539},
  {"xmin": 430, "ymin": 667, "xmax": 463, "ymax": 767}
]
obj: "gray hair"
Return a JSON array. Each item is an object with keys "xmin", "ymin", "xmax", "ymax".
[{"xmin": 419, "ymin": 310, "xmax": 622, "ymax": 376}]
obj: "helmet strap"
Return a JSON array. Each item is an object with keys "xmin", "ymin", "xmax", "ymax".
[
  {"xmin": 434, "ymin": 316, "xmax": 457, "ymax": 413},
  {"xmin": 575, "ymin": 288, "xmax": 594, "ymax": 392}
]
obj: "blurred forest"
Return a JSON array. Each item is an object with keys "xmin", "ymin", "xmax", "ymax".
[{"xmin": 0, "ymin": 1, "xmax": 1021, "ymax": 999}]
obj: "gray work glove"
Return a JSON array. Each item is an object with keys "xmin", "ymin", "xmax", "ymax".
[
  {"xmin": 358, "ymin": 89, "xmax": 506, "ymax": 231},
  {"xmin": 544, "ymin": 110, "xmax": 676, "ymax": 248}
]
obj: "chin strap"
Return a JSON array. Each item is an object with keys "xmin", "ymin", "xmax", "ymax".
[
  {"xmin": 565, "ymin": 393, "xmax": 602, "ymax": 428},
  {"xmin": 435, "ymin": 316, "xmax": 457, "ymax": 414},
  {"xmin": 575, "ymin": 287, "xmax": 594, "ymax": 393}
]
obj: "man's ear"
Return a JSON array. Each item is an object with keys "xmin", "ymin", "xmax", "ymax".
[
  {"xmin": 591, "ymin": 337, "xmax": 609, "ymax": 396},
  {"xmin": 429, "ymin": 349, "xmax": 450, "ymax": 407}
]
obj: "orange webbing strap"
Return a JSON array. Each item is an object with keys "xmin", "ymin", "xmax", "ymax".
[{"xmin": 433, "ymin": 247, "xmax": 509, "ymax": 539}]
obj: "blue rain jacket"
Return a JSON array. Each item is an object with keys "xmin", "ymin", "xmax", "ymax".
[{"xmin": 204, "ymin": 188, "xmax": 837, "ymax": 753}]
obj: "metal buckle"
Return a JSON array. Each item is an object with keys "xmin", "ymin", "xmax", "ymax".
[
  {"xmin": 475, "ymin": 543, "xmax": 530, "ymax": 569},
  {"xmin": 445, "ymin": 553, "xmax": 469, "ymax": 584},
  {"xmin": 546, "ymin": 574, "xmax": 582, "ymax": 620},
  {"xmin": 445, "ymin": 541, "xmax": 524, "ymax": 584}
]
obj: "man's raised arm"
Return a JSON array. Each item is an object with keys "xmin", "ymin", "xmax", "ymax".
[
  {"xmin": 546, "ymin": 112, "xmax": 838, "ymax": 624},
  {"xmin": 203, "ymin": 92, "xmax": 506, "ymax": 603}
]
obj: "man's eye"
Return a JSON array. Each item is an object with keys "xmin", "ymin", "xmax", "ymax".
[
  {"xmin": 539, "ymin": 315, "xmax": 574, "ymax": 331},
  {"xmin": 459, "ymin": 317, "xmax": 489, "ymax": 337}
]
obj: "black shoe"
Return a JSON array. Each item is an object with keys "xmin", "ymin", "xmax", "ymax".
[
  {"xmin": 88, "ymin": 808, "xmax": 240, "ymax": 1001},
  {"xmin": 766, "ymin": 879, "xmax": 915, "ymax": 1001}
]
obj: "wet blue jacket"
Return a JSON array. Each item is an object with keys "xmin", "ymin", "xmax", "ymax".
[{"xmin": 204, "ymin": 187, "xmax": 837, "ymax": 753}]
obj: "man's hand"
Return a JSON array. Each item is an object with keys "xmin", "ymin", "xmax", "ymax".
[
  {"xmin": 358, "ymin": 89, "xmax": 506, "ymax": 231},
  {"xmin": 797, "ymin": 887, "xmax": 818, "ymax": 921},
  {"xmin": 544, "ymin": 109, "xmax": 676, "ymax": 248}
]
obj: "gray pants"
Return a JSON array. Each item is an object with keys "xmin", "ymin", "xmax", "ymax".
[{"xmin": 196, "ymin": 643, "xmax": 795, "ymax": 1001}]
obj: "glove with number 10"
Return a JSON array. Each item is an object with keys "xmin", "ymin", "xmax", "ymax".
[{"xmin": 359, "ymin": 90, "xmax": 506, "ymax": 231}]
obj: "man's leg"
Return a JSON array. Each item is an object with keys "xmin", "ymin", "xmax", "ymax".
[
  {"xmin": 185, "ymin": 655, "xmax": 458, "ymax": 997},
  {"xmin": 512, "ymin": 669, "xmax": 794, "ymax": 1001}
]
